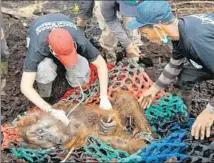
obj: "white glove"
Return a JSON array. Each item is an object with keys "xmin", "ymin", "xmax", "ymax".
[
  {"xmin": 126, "ymin": 43, "xmax": 141, "ymax": 58},
  {"xmin": 49, "ymin": 108, "xmax": 70, "ymax": 126},
  {"xmin": 99, "ymin": 95, "xmax": 112, "ymax": 110}
]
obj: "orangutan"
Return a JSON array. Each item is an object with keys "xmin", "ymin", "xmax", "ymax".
[{"xmin": 16, "ymin": 90, "xmax": 153, "ymax": 154}]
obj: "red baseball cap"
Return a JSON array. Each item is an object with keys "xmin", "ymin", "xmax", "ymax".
[{"xmin": 48, "ymin": 28, "xmax": 77, "ymax": 67}]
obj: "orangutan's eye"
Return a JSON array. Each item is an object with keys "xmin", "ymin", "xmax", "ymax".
[{"xmin": 38, "ymin": 136, "xmax": 43, "ymax": 140}]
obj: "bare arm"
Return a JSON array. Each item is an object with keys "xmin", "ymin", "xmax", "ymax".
[
  {"xmin": 91, "ymin": 55, "xmax": 108, "ymax": 97},
  {"xmin": 20, "ymin": 71, "xmax": 52, "ymax": 111},
  {"xmin": 21, "ymin": 71, "xmax": 70, "ymax": 125}
]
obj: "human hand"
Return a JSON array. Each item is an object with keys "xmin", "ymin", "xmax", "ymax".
[
  {"xmin": 126, "ymin": 43, "xmax": 142, "ymax": 58},
  {"xmin": 191, "ymin": 108, "xmax": 214, "ymax": 140},
  {"xmin": 99, "ymin": 95, "xmax": 112, "ymax": 110},
  {"xmin": 49, "ymin": 108, "xmax": 70, "ymax": 126},
  {"xmin": 138, "ymin": 85, "xmax": 160, "ymax": 109},
  {"xmin": 77, "ymin": 17, "xmax": 87, "ymax": 26}
]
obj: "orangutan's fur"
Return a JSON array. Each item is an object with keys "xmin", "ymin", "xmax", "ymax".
[{"xmin": 16, "ymin": 91, "xmax": 153, "ymax": 153}]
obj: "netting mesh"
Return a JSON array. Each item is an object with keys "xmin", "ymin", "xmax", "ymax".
[
  {"xmin": 10, "ymin": 147, "xmax": 52, "ymax": 163},
  {"xmin": 82, "ymin": 135, "xmax": 129, "ymax": 162},
  {"xmin": 145, "ymin": 94, "xmax": 189, "ymax": 132},
  {"xmin": 58, "ymin": 60, "xmax": 164, "ymax": 106},
  {"xmin": 118, "ymin": 132, "xmax": 187, "ymax": 163},
  {"xmin": 1, "ymin": 125, "xmax": 23, "ymax": 150},
  {"xmin": 1, "ymin": 60, "xmax": 214, "ymax": 163}
]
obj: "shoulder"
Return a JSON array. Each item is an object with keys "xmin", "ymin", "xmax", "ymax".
[
  {"xmin": 29, "ymin": 13, "xmax": 73, "ymax": 32},
  {"xmin": 68, "ymin": 28, "xmax": 86, "ymax": 46},
  {"xmin": 179, "ymin": 14, "xmax": 214, "ymax": 40}
]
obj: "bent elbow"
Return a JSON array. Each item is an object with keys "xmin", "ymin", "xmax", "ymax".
[
  {"xmin": 20, "ymin": 81, "xmax": 26, "ymax": 94},
  {"xmin": 20, "ymin": 80, "xmax": 30, "ymax": 95}
]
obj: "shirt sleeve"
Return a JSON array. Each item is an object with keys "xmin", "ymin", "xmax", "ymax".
[
  {"xmin": 78, "ymin": 0, "xmax": 94, "ymax": 20},
  {"xmin": 207, "ymin": 99, "xmax": 214, "ymax": 113},
  {"xmin": 23, "ymin": 46, "xmax": 46, "ymax": 72},
  {"xmin": 77, "ymin": 37, "xmax": 100, "ymax": 63},
  {"xmin": 101, "ymin": 1, "xmax": 131, "ymax": 47},
  {"xmin": 154, "ymin": 42, "xmax": 186, "ymax": 90}
]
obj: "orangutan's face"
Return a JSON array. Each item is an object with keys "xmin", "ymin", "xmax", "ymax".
[{"xmin": 25, "ymin": 116, "xmax": 70, "ymax": 148}]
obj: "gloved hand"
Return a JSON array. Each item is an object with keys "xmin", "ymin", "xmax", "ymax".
[
  {"xmin": 126, "ymin": 43, "xmax": 141, "ymax": 58},
  {"xmin": 48, "ymin": 108, "xmax": 70, "ymax": 126},
  {"xmin": 99, "ymin": 95, "xmax": 112, "ymax": 110},
  {"xmin": 100, "ymin": 117, "xmax": 117, "ymax": 135}
]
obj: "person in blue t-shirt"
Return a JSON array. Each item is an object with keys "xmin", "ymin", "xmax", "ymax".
[{"xmin": 128, "ymin": 1, "xmax": 214, "ymax": 140}]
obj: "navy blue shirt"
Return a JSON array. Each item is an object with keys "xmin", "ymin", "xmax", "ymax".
[
  {"xmin": 175, "ymin": 14, "xmax": 214, "ymax": 73},
  {"xmin": 24, "ymin": 13, "xmax": 99, "ymax": 72}
]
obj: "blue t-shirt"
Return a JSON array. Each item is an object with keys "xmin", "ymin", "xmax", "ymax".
[
  {"xmin": 173, "ymin": 14, "xmax": 214, "ymax": 73},
  {"xmin": 24, "ymin": 13, "xmax": 99, "ymax": 72}
]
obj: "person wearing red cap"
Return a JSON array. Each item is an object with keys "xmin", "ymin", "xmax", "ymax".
[{"xmin": 21, "ymin": 13, "xmax": 113, "ymax": 127}]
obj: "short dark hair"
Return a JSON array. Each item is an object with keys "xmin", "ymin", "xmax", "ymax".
[
  {"xmin": 144, "ymin": 18, "xmax": 176, "ymax": 28},
  {"xmin": 144, "ymin": 24, "xmax": 154, "ymax": 28}
]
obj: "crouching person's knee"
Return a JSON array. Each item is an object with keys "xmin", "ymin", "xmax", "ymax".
[
  {"xmin": 36, "ymin": 58, "xmax": 57, "ymax": 97},
  {"xmin": 65, "ymin": 55, "xmax": 90, "ymax": 87}
]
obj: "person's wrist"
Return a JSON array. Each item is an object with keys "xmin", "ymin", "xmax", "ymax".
[
  {"xmin": 47, "ymin": 108, "xmax": 54, "ymax": 113},
  {"xmin": 151, "ymin": 84, "xmax": 160, "ymax": 93},
  {"xmin": 43, "ymin": 105, "xmax": 53, "ymax": 113},
  {"xmin": 126, "ymin": 43, "xmax": 133, "ymax": 50},
  {"xmin": 205, "ymin": 105, "xmax": 214, "ymax": 114},
  {"xmin": 100, "ymin": 95, "xmax": 109, "ymax": 100}
]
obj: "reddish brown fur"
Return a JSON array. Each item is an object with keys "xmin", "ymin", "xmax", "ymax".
[{"xmin": 17, "ymin": 91, "xmax": 153, "ymax": 153}]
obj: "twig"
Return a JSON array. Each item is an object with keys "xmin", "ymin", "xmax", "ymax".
[
  {"xmin": 173, "ymin": 8, "xmax": 214, "ymax": 12},
  {"xmin": 61, "ymin": 147, "xmax": 74, "ymax": 163},
  {"xmin": 173, "ymin": 1, "xmax": 214, "ymax": 6}
]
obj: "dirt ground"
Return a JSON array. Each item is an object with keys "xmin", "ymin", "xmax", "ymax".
[{"xmin": 1, "ymin": 1, "xmax": 214, "ymax": 162}]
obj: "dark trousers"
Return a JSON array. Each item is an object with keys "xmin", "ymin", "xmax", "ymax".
[{"xmin": 175, "ymin": 63, "xmax": 214, "ymax": 91}]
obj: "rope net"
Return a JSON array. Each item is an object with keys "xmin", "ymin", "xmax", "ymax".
[{"xmin": 1, "ymin": 60, "xmax": 213, "ymax": 163}]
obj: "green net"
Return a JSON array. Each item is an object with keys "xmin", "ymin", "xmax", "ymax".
[
  {"xmin": 145, "ymin": 94, "xmax": 189, "ymax": 132},
  {"xmin": 83, "ymin": 135, "xmax": 130, "ymax": 162},
  {"xmin": 10, "ymin": 147, "xmax": 52, "ymax": 163}
]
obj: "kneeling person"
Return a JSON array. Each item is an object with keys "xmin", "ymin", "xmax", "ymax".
[
  {"xmin": 21, "ymin": 13, "xmax": 111, "ymax": 125},
  {"xmin": 128, "ymin": 1, "xmax": 214, "ymax": 140}
]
